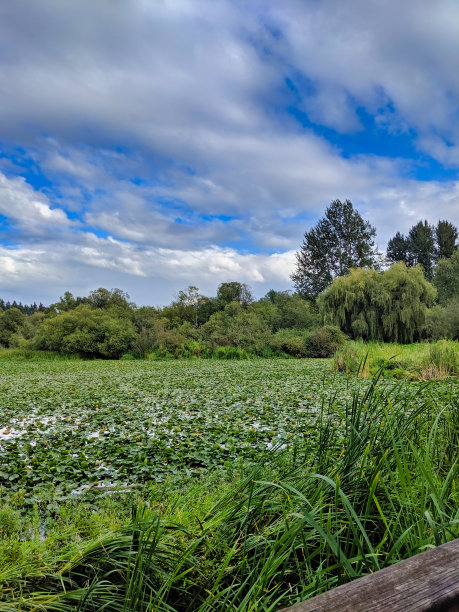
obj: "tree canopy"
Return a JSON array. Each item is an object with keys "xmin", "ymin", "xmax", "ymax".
[
  {"xmin": 291, "ymin": 199, "xmax": 377, "ymax": 299},
  {"xmin": 320, "ymin": 263, "xmax": 436, "ymax": 343},
  {"xmin": 387, "ymin": 219, "xmax": 458, "ymax": 279}
]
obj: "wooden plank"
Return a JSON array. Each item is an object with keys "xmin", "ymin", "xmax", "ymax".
[{"xmin": 281, "ymin": 538, "xmax": 459, "ymax": 612}]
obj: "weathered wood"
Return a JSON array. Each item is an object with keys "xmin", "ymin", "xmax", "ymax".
[{"xmin": 281, "ymin": 538, "xmax": 459, "ymax": 612}]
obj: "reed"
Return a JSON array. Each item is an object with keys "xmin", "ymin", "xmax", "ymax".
[{"xmin": 2, "ymin": 373, "xmax": 457, "ymax": 611}]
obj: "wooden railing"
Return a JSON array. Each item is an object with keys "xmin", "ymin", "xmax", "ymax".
[{"xmin": 281, "ymin": 538, "xmax": 459, "ymax": 612}]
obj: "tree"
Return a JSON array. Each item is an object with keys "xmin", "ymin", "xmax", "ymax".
[
  {"xmin": 216, "ymin": 282, "xmax": 253, "ymax": 306},
  {"xmin": 387, "ymin": 219, "xmax": 457, "ymax": 276},
  {"xmin": 320, "ymin": 263, "xmax": 436, "ymax": 343},
  {"xmin": 176, "ymin": 285, "xmax": 203, "ymax": 327},
  {"xmin": 386, "ymin": 232, "xmax": 412, "ymax": 265},
  {"xmin": 0, "ymin": 308, "xmax": 25, "ymax": 347},
  {"xmin": 291, "ymin": 199, "xmax": 377, "ymax": 299},
  {"xmin": 434, "ymin": 249, "xmax": 459, "ymax": 305},
  {"xmin": 408, "ymin": 220, "xmax": 436, "ymax": 280},
  {"xmin": 34, "ymin": 305, "xmax": 136, "ymax": 358},
  {"xmin": 435, "ymin": 220, "xmax": 458, "ymax": 259}
]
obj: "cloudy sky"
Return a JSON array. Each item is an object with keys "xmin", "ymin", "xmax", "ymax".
[{"xmin": 1, "ymin": 0, "xmax": 458, "ymax": 306}]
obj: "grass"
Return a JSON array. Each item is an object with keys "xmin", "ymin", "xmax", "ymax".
[
  {"xmin": 0, "ymin": 349, "xmax": 81, "ymax": 361},
  {"xmin": 0, "ymin": 360, "xmax": 457, "ymax": 610},
  {"xmin": 333, "ymin": 339, "xmax": 459, "ymax": 380}
]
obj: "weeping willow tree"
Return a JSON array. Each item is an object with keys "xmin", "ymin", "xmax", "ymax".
[{"xmin": 319, "ymin": 263, "xmax": 436, "ymax": 343}]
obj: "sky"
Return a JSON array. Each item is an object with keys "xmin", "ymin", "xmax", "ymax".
[{"xmin": 0, "ymin": 0, "xmax": 458, "ymax": 307}]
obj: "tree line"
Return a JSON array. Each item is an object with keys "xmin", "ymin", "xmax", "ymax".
[
  {"xmin": 1, "ymin": 199, "xmax": 457, "ymax": 358},
  {"xmin": 291, "ymin": 199, "xmax": 458, "ymax": 343}
]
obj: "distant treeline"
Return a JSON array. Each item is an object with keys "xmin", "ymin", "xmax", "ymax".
[
  {"xmin": 1, "ymin": 252, "xmax": 458, "ymax": 359},
  {"xmin": 0, "ymin": 299, "xmax": 46, "ymax": 315}
]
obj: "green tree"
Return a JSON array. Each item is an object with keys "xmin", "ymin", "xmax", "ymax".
[
  {"xmin": 88, "ymin": 288, "xmax": 133, "ymax": 312},
  {"xmin": 0, "ymin": 308, "xmax": 25, "ymax": 347},
  {"xmin": 259, "ymin": 290, "xmax": 319, "ymax": 331},
  {"xmin": 320, "ymin": 263, "xmax": 436, "ymax": 343},
  {"xmin": 292, "ymin": 199, "xmax": 377, "ymax": 298},
  {"xmin": 34, "ymin": 305, "xmax": 136, "ymax": 358},
  {"xmin": 408, "ymin": 220, "xmax": 435, "ymax": 280},
  {"xmin": 386, "ymin": 232, "xmax": 412, "ymax": 265},
  {"xmin": 434, "ymin": 249, "xmax": 459, "ymax": 305},
  {"xmin": 435, "ymin": 220, "xmax": 458, "ymax": 259},
  {"xmin": 202, "ymin": 302, "xmax": 269, "ymax": 354},
  {"xmin": 176, "ymin": 286, "xmax": 203, "ymax": 327},
  {"xmin": 216, "ymin": 282, "xmax": 253, "ymax": 306},
  {"xmin": 387, "ymin": 219, "xmax": 457, "ymax": 277}
]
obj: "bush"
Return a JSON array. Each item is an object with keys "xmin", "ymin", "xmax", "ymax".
[
  {"xmin": 423, "ymin": 299, "xmax": 459, "ymax": 340},
  {"xmin": 173, "ymin": 342, "xmax": 211, "ymax": 359},
  {"xmin": 305, "ymin": 325, "xmax": 346, "ymax": 357},
  {"xmin": 269, "ymin": 329, "xmax": 307, "ymax": 357}
]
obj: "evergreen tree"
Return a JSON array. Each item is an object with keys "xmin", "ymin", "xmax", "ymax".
[
  {"xmin": 386, "ymin": 232, "xmax": 412, "ymax": 265},
  {"xmin": 292, "ymin": 199, "xmax": 377, "ymax": 298},
  {"xmin": 435, "ymin": 220, "xmax": 458, "ymax": 259},
  {"xmin": 408, "ymin": 220, "xmax": 435, "ymax": 280}
]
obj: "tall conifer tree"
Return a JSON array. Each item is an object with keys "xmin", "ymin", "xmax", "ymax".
[{"xmin": 292, "ymin": 199, "xmax": 377, "ymax": 298}]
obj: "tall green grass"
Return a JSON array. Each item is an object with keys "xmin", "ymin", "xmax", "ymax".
[
  {"xmin": 1, "ymin": 375, "xmax": 458, "ymax": 611},
  {"xmin": 334, "ymin": 339, "xmax": 459, "ymax": 379},
  {"xmin": 0, "ymin": 349, "xmax": 81, "ymax": 361}
]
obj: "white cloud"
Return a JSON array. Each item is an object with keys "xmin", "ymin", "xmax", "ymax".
[
  {"xmin": 0, "ymin": 0, "xmax": 458, "ymax": 305},
  {"xmin": 0, "ymin": 172, "xmax": 70, "ymax": 233}
]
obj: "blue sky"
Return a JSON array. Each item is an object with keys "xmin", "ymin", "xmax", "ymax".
[{"xmin": 0, "ymin": 0, "xmax": 458, "ymax": 306}]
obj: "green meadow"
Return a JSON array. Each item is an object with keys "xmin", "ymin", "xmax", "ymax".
[{"xmin": 0, "ymin": 357, "xmax": 458, "ymax": 610}]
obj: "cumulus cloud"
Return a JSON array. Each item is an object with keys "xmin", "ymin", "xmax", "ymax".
[
  {"xmin": 0, "ymin": 239, "xmax": 296, "ymax": 305},
  {"xmin": 0, "ymin": 172, "xmax": 71, "ymax": 235},
  {"xmin": 0, "ymin": 0, "xmax": 458, "ymax": 304}
]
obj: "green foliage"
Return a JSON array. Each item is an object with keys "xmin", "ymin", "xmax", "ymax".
[
  {"xmin": 292, "ymin": 199, "xmax": 378, "ymax": 298},
  {"xmin": 426, "ymin": 341, "xmax": 458, "ymax": 377},
  {"xmin": 434, "ymin": 249, "xmax": 459, "ymax": 306},
  {"xmin": 0, "ymin": 308, "xmax": 25, "ymax": 348},
  {"xmin": 386, "ymin": 231, "xmax": 411, "ymax": 265},
  {"xmin": 423, "ymin": 300, "xmax": 459, "ymax": 340},
  {"xmin": 321, "ymin": 263, "xmax": 436, "ymax": 343},
  {"xmin": 0, "ymin": 364, "xmax": 457, "ymax": 609},
  {"xmin": 333, "ymin": 340, "xmax": 459, "ymax": 379},
  {"xmin": 435, "ymin": 219, "xmax": 458, "ymax": 259},
  {"xmin": 33, "ymin": 305, "xmax": 137, "ymax": 358},
  {"xmin": 261, "ymin": 291, "xmax": 320, "ymax": 330},
  {"xmin": 202, "ymin": 302, "xmax": 270, "ymax": 354},
  {"xmin": 213, "ymin": 345, "xmax": 250, "ymax": 359},
  {"xmin": 269, "ymin": 328, "xmax": 308, "ymax": 357},
  {"xmin": 0, "ymin": 348, "xmax": 79, "ymax": 361},
  {"xmin": 216, "ymin": 281, "xmax": 253, "ymax": 306},
  {"xmin": 408, "ymin": 220, "xmax": 436, "ymax": 280},
  {"xmin": 386, "ymin": 219, "xmax": 457, "ymax": 278},
  {"xmin": 305, "ymin": 325, "xmax": 346, "ymax": 357}
]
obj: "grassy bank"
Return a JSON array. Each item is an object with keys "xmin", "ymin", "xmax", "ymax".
[
  {"xmin": 334, "ymin": 339, "xmax": 459, "ymax": 379},
  {"xmin": 0, "ymin": 359, "xmax": 457, "ymax": 610}
]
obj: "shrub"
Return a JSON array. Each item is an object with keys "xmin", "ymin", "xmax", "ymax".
[
  {"xmin": 269, "ymin": 329, "xmax": 307, "ymax": 357},
  {"xmin": 173, "ymin": 342, "xmax": 211, "ymax": 359},
  {"xmin": 306, "ymin": 325, "xmax": 346, "ymax": 357},
  {"xmin": 423, "ymin": 299, "xmax": 459, "ymax": 340}
]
